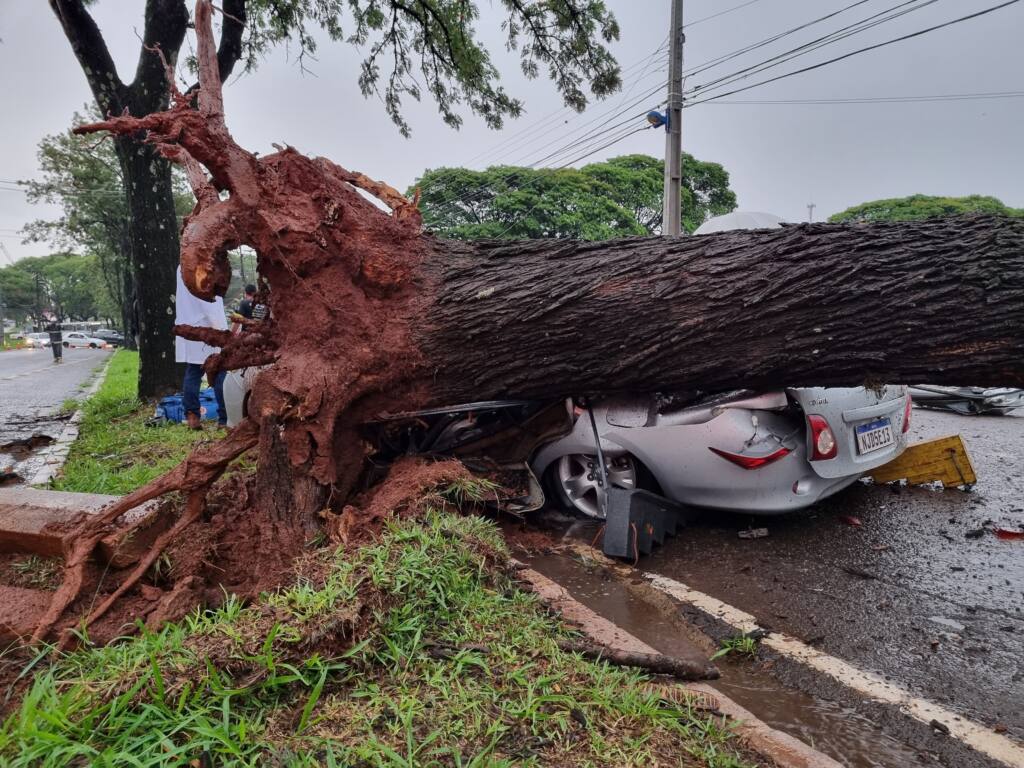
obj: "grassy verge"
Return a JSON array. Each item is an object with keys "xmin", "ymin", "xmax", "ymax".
[
  {"xmin": 0, "ymin": 512, "xmax": 755, "ymax": 767},
  {"xmin": 51, "ymin": 350, "xmax": 216, "ymax": 495}
]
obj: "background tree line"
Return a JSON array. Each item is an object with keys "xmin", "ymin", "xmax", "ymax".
[{"xmin": 411, "ymin": 153, "xmax": 737, "ymax": 239}]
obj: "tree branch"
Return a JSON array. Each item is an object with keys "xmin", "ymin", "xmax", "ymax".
[
  {"xmin": 131, "ymin": 0, "xmax": 191, "ymax": 112},
  {"xmin": 48, "ymin": 0, "xmax": 127, "ymax": 113},
  {"xmin": 215, "ymin": 0, "xmax": 247, "ymax": 82}
]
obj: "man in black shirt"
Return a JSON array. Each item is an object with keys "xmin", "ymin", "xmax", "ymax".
[
  {"xmin": 232, "ymin": 284, "xmax": 267, "ymax": 333},
  {"xmin": 237, "ymin": 284, "xmax": 257, "ymax": 321},
  {"xmin": 45, "ymin": 321, "xmax": 63, "ymax": 364}
]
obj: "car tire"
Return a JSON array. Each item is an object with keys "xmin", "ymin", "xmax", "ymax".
[
  {"xmin": 545, "ymin": 452, "xmax": 649, "ymax": 518},
  {"xmin": 89, "ymin": 343, "xmax": 97, "ymax": 348},
  {"xmin": 62, "ymin": 341, "xmax": 69, "ymax": 348}
]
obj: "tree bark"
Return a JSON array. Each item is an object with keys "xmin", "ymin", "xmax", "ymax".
[
  {"xmin": 413, "ymin": 217, "xmax": 1024, "ymax": 403},
  {"xmin": 114, "ymin": 138, "xmax": 184, "ymax": 393}
]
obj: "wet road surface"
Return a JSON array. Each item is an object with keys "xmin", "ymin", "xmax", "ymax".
[
  {"xmin": 636, "ymin": 409, "xmax": 1022, "ymax": 741},
  {"xmin": 0, "ymin": 347, "xmax": 112, "ymax": 478},
  {"xmin": 518, "ymin": 407, "xmax": 1023, "ymax": 767}
]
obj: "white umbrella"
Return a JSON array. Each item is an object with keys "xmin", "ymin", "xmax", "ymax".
[{"xmin": 692, "ymin": 211, "xmax": 786, "ymax": 235}]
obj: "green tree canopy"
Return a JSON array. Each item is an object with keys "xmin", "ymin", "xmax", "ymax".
[
  {"xmin": 829, "ymin": 194, "xmax": 1024, "ymax": 223},
  {"xmin": 412, "ymin": 153, "xmax": 738, "ymax": 240},
  {"xmin": 0, "ymin": 253, "xmax": 112, "ymax": 327},
  {"xmin": 21, "ymin": 108, "xmax": 193, "ymax": 335}
]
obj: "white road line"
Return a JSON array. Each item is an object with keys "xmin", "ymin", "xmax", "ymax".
[
  {"xmin": 0, "ymin": 357, "xmax": 95, "ymax": 381},
  {"xmin": 645, "ymin": 572, "xmax": 1024, "ymax": 768}
]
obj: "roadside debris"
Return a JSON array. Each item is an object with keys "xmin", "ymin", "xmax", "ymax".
[
  {"xmin": 910, "ymin": 385, "xmax": 1024, "ymax": 416},
  {"xmin": 0, "ymin": 434, "xmax": 55, "ymax": 461},
  {"xmin": 994, "ymin": 528, "xmax": 1024, "ymax": 540},
  {"xmin": 738, "ymin": 527, "xmax": 769, "ymax": 540},
  {"xmin": 841, "ymin": 565, "xmax": 879, "ymax": 580},
  {"xmin": 839, "ymin": 515, "xmax": 862, "ymax": 528},
  {"xmin": 868, "ymin": 435, "xmax": 976, "ymax": 488},
  {"xmin": 557, "ymin": 640, "xmax": 718, "ymax": 680},
  {"xmin": 965, "ymin": 528, "xmax": 986, "ymax": 539},
  {"xmin": 0, "ymin": 469, "xmax": 23, "ymax": 487}
]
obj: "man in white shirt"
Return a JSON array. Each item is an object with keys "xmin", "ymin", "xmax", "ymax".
[{"xmin": 175, "ymin": 266, "xmax": 228, "ymax": 430}]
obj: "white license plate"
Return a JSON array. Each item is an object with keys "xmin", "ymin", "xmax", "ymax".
[{"xmin": 855, "ymin": 417, "xmax": 895, "ymax": 454}]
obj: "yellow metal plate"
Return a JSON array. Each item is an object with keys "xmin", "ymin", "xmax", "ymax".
[{"xmin": 867, "ymin": 435, "xmax": 976, "ymax": 488}]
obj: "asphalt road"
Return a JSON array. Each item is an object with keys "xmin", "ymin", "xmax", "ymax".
[
  {"xmin": 639, "ymin": 407, "xmax": 1024, "ymax": 755},
  {"xmin": 0, "ymin": 347, "xmax": 112, "ymax": 475},
  {"xmin": 520, "ymin": 407, "xmax": 1023, "ymax": 766}
]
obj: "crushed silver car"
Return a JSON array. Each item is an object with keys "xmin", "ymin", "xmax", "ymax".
[{"xmin": 533, "ymin": 386, "xmax": 911, "ymax": 517}]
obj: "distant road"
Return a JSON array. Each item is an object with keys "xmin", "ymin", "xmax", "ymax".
[{"xmin": 0, "ymin": 347, "xmax": 113, "ymax": 477}]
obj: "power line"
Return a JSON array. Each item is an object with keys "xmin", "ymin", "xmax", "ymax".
[
  {"xmin": 680, "ymin": 0, "xmax": 876, "ymax": 81},
  {"xmin": 700, "ymin": 90, "xmax": 1024, "ymax": 104},
  {"xmin": 464, "ymin": 39, "xmax": 670, "ymax": 169},
  {"xmin": 687, "ymin": 0, "xmax": 941, "ymax": 99},
  {"xmin": 489, "ymin": 124, "xmax": 654, "ymax": 238},
  {"xmin": 686, "ymin": 0, "xmax": 1022, "ymax": 107},
  {"xmin": 683, "ymin": 0, "xmax": 767, "ymax": 28},
  {"xmin": 490, "ymin": 58, "xmax": 668, "ymax": 168}
]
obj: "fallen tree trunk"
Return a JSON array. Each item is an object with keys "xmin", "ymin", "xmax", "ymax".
[
  {"xmin": 415, "ymin": 218, "xmax": 1024, "ymax": 402},
  {"xmin": 34, "ymin": 0, "xmax": 1022, "ymax": 644}
]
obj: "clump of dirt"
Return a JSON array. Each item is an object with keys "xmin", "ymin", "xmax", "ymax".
[{"xmin": 0, "ymin": 434, "xmax": 54, "ymax": 461}]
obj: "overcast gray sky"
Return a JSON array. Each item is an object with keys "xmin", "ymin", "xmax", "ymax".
[{"xmin": 1, "ymin": 0, "xmax": 1022, "ymax": 263}]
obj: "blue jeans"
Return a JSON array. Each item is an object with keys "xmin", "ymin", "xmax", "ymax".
[{"xmin": 182, "ymin": 364, "xmax": 226, "ymax": 424}]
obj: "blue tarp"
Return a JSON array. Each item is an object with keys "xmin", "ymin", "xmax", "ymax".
[{"xmin": 154, "ymin": 388, "xmax": 220, "ymax": 423}]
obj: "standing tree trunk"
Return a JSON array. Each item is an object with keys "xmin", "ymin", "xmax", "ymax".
[
  {"xmin": 49, "ymin": 0, "xmax": 245, "ymax": 395},
  {"xmin": 114, "ymin": 139, "xmax": 184, "ymax": 391},
  {"xmin": 119, "ymin": 229, "xmax": 139, "ymax": 350}
]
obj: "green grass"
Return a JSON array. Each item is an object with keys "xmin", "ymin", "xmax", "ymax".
[
  {"xmin": 0, "ymin": 513, "xmax": 756, "ymax": 767},
  {"xmin": 50, "ymin": 350, "xmax": 217, "ymax": 495},
  {"xmin": 709, "ymin": 635, "xmax": 760, "ymax": 662}
]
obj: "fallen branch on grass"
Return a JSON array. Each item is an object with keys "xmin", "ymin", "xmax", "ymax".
[{"xmin": 557, "ymin": 640, "xmax": 720, "ymax": 681}]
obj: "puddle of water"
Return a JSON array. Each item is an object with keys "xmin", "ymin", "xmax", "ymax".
[{"xmin": 526, "ymin": 551, "xmax": 927, "ymax": 768}]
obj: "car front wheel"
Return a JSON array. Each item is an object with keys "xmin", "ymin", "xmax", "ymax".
[{"xmin": 549, "ymin": 452, "xmax": 639, "ymax": 518}]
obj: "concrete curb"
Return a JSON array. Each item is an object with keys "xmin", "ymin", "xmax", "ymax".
[
  {"xmin": 29, "ymin": 354, "xmax": 114, "ymax": 487},
  {"xmin": 515, "ymin": 562, "xmax": 843, "ymax": 768}
]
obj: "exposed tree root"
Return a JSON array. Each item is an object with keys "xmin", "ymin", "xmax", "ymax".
[
  {"xmin": 33, "ymin": 420, "xmax": 259, "ymax": 644},
  {"xmin": 322, "ymin": 456, "xmax": 472, "ymax": 545},
  {"xmin": 66, "ymin": 491, "xmax": 207, "ymax": 649}
]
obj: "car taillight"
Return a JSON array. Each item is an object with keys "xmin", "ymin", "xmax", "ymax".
[
  {"xmin": 807, "ymin": 415, "xmax": 837, "ymax": 460},
  {"xmin": 902, "ymin": 392, "xmax": 912, "ymax": 433},
  {"xmin": 709, "ymin": 446, "xmax": 791, "ymax": 469}
]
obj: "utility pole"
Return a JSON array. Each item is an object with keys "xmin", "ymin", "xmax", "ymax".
[
  {"xmin": 807, "ymin": 202, "xmax": 816, "ymax": 222},
  {"xmin": 662, "ymin": 0, "xmax": 684, "ymax": 236}
]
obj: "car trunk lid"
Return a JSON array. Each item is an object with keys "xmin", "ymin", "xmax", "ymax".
[{"xmin": 787, "ymin": 385, "xmax": 908, "ymax": 479}]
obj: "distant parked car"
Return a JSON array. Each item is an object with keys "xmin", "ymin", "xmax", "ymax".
[
  {"xmin": 23, "ymin": 333, "xmax": 51, "ymax": 348},
  {"xmin": 93, "ymin": 329, "xmax": 125, "ymax": 346},
  {"xmin": 62, "ymin": 332, "xmax": 108, "ymax": 349}
]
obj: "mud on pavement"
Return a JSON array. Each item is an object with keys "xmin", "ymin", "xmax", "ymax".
[
  {"xmin": 505, "ymin": 408, "xmax": 1024, "ymax": 768},
  {"xmin": 0, "ymin": 348, "xmax": 113, "ymax": 485}
]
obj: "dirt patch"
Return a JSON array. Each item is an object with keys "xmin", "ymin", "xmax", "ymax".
[{"xmin": 0, "ymin": 434, "xmax": 55, "ymax": 461}]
